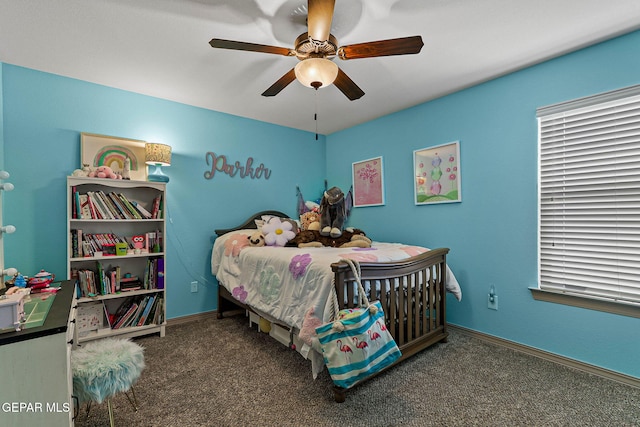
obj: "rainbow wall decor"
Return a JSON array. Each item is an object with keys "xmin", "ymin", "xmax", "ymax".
[{"xmin": 94, "ymin": 145, "xmax": 139, "ymax": 172}]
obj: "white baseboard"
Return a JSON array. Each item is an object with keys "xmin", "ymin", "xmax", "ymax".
[
  {"xmin": 449, "ymin": 324, "xmax": 640, "ymax": 389},
  {"xmin": 167, "ymin": 310, "xmax": 218, "ymax": 326}
]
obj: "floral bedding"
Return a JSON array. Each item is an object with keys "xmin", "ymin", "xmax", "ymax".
[{"xmin": 211, "ymin": 229, "xmax": 462, "ymax": 332}]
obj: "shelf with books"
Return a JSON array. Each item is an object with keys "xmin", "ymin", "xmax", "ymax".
[{"xmin": 67, "ymin": 176, "xmax": 166, "ymax": 344}]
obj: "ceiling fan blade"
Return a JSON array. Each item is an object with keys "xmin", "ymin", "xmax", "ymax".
[
  {"xmin": 333, "ymin": 68, "xmax": 364, "ymax": 101},
  {"xmin": 209, "ymin": 39, "xmax": 294, "ymax": 57},
  {"xmin": 338, "ymin": 36, "xmax": 424, "ymax": 60},
  {"xmin": 262, "ymin": 68, "xmax": 297, "ymax": 97},
  {"xmin": 307, "ymin": 0, "xmax": 335, "ymax": 42}
]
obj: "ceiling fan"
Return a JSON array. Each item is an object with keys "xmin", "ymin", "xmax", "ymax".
[{"xmin": 209, "ymin": 0, "xmax": 424, "ymax": 100}]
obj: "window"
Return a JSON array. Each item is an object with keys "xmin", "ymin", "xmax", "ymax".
[{"xmin": 535, "ymin": 85, "xmax": 640, "ymax": 317}]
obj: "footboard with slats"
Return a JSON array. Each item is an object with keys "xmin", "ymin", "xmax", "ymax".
[{"xmin": 331, "ymin": 248, "xmax": 449, "ymax": 364}]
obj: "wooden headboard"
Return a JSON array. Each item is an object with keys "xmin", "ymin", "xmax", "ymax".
[{"xmin": 214, "ymin": 210, "xmax": 289, "ymax": 236}]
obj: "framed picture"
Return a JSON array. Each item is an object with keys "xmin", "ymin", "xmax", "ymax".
[
  {"xmin": 81, "ymin": 133, "xmax": 147, "ymax": 181},
  {"xmin": 414, "ymin": 141, "xmax": 461, "ymax": 205},
  {"xmin": 352, "ymin": 156, "xmax": 385, "ymax": 207}
]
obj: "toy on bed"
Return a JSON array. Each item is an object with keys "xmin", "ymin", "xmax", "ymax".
[
  {"xmin": 287, "ymin": 225, "xmax": 371, "ymax": 248},
  {"xmin": 248, "ymin": 230, "xmax": 266, "ymax": 247},
  {"xmin": 263, "ymin": 217, "xmax": 296, "ymax": 246},
  {"xmin": 319, "ymin": 186, "xmax": 348, "ymax": 237}
]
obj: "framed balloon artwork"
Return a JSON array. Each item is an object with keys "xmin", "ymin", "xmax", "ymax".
[
  {"xmin": 81, "ymin": 133, "xmax": 147, "ymax": 181},
  {"xmin": 352, "ymin": 156, "xmax": 385, "ymax": 207},
  {"xmin": 413, "ymin": 141, "xmax": 461, "ymax": 205}
]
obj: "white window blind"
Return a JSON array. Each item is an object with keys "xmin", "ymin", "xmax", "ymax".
[{"xmin": 537, "ymin": 85, "xmax": 640, "ymax": 304}]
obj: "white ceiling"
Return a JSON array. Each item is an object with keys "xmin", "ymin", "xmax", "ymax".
[{"xmin": 2, "ymin": 0, "xmax": 640, "ymax": 135}]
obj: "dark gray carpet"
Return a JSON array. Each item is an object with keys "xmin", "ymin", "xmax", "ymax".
[{"xmin": 75, "ymin": 315, "xmax": 640, "ymax": 427}]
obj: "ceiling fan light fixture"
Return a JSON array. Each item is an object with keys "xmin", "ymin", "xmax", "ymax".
[{"xmin": 294, "ymin": 57, "xmax": 338, "ymax": 89}]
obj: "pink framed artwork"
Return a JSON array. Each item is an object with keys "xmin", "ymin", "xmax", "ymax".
[
  {"xmin": 352, "ymin": 156, "xmax": 385, "ymax": 207},
  {"xmin": 414, "ymin": 141, "xmax": 461, "ymax": 205}
]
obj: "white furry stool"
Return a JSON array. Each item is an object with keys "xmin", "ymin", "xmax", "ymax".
[{"xmin": 72, "ymin": 338, "xmax": 145, "ymax": 427}]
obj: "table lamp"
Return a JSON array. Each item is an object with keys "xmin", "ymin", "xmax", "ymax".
[{"xmin": 145, "ymin": 143, "xmax": 172, "ymax": 183}]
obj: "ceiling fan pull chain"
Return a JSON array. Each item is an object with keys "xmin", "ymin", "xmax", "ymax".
[{"xmin": 315, "ymin": 88, "xmax": 319, "ymax": 140}]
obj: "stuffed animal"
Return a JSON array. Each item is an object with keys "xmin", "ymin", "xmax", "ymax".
[
  {"xmin": 287, "ymin": 226, "xmax": 371, "ymax": 249},
  {"xmin": 319, "ymin": 186, "xmax": 347, "ymax": 238},
  {"xmin": 248, "ymin": 230, "xmax": 266, "ymax": 247},
  {"xmin": 300, "ymin": 211, "xmax": 321, "ymax": 231},
  {"xmin": 262, "ymin": 217, "xmax": 296, "ymax": 247},
  {"xmin": 122, "ymin": 157, "xmax": 131, "ymax": 180},
  {"xmin": 88, "ymin": 165, "xmax": 121, "ymax": 179},
  {"xmin": 299, "ymin": 307, "xmax": 323, "ymax": 349}
]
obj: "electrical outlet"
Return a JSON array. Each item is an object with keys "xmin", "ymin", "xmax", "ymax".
[
  {"xmin": 487, "ymin": 295, "xmax": 498, "ymax": 310},
  {"xmin": 190, "ymin": 281, "xmax": 198, "ymax": 293}
]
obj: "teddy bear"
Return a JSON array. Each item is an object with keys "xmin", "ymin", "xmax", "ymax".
[
  {"xmin": 300, "ymin": 211, "xmax": 321, "ymax": 231},
  {"xmin": 88, "ymin": 165, "xmax": 121, "ymax": 179},
  {"xmin": 287, "ymin": 225, "xmax": 371, "ymax": 249},
  {"xmin": 319, "ymin": 186, "xmax": 347, "ymax": 238}
]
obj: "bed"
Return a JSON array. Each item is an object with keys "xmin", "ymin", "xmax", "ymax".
[{"xmin": 211, "ymin": 210, "xmax": 462, "ymax": 402}]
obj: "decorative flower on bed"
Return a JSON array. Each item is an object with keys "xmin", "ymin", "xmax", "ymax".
[
  {"xmin": 259, "ymin": 267, "xmax": 282, "ymax": 304},
  {"xmin": 232, "ymin": 285, "xmax": 248, "ymax": 303},
  {"xmin": 262, "ymin": 217, "xmax": 296, "ymax": 247},
  {"xmin": 289, "ymin": 253, "xmax": 312, "ymax": 279},
  {"xmin": 224, "ymin": 233, "xmax": 250, "ymax": 257}
]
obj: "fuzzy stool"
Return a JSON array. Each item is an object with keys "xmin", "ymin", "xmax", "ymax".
[{"xmin": 72, "ymin": 338, "xmax": 145, "ymax": 427}]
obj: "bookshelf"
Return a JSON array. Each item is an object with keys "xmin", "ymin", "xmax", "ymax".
[{"xmin": 67, "ymin": 176, "xmax": 166, "ymax": 345}]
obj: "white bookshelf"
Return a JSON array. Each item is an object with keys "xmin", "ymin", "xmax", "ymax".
[{"xmin": 66, "ymin": 176, "xmax": 166, "ymax": 345}]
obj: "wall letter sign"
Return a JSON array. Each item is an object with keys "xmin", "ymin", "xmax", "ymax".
[{"xmin": 204, "ymin": 152, "xmax": 271, "ymax": 180}]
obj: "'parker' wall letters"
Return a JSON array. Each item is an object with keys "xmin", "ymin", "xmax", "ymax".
[{"xmin": 204, "ymin": 152, "xmax": 271, "ymax": 180}]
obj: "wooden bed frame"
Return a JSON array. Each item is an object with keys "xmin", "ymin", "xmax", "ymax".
[{"xmin": 214, "ymin": 211, "xmax": 450, "ymax": 402}]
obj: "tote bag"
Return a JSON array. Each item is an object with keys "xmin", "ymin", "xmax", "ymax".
[{"xmin": 315, "ymin": 259, "xmax": 401, "ymax": 389}]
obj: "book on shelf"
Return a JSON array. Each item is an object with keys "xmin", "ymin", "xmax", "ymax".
[
  {"xmin": 113, "ymin": 303, "xmax": 139, "ymax": 329},
  {"xmin": 71, "ymin": 229, "xmax": 79, "ymax": 258},
  {"xmin": 77, "ymin": 269, "xmax": 97, "ymax": 297},
  {"xmin": 72, "ymin": 188, "xmax": 161, "ymax": 220},
  {"xmin": 152, "ymin": 296, "xmax": 164, "ymax": 325},
  {"xmin": 74, "ymin": 188, "xmax": 81, "ymax": 219},
  {"xmin": 127, "ymin": 295, "xmax": 150, "ymax": 327},
  {"xmin": 79, "ymin": 194, "xmax": 92, "ymax": 219},
  {"xmin": 105, "ymin": 294, "xmax": 162, "ymax": 330},
  {"xmin": 151, "ymin": 194, "xmax": 163, "ymax": 219},
  {"xmin": 107, "ymin": 297, "xmax": 133, "ymax": 327},
  {"xmin": 86, "ymin": 193, "xmax": 99, "ymax": 219},
  {"xmin": 117, "ymin": 193, "xmax": 143, "ymax": 219},
  {"xmin": 72, "ymin": 186, "xmax": 77, "ymax": 219},
  {"xmin": 130, "ymin": 200, "xmax": 152, "ymax": 219},
  {"xmin": 108, "ymin": 192, "xmax": 132, "ymax": 219},
  {"xmin": 137, "ymin": 295, "xmax": 156, "ymax": 326},
  {"xmin": 77, "ymin": 229, "xmax": 83, "ymax": 257},
  {"xmin": 156, "ymin": 258, "xmax": 165, "ymax": 289},
  {"xmin": 97, "ymin": 190, "xmax": 121, "ymax": 219},
  {"xmin": 145, "ymin": 296, "xmax": 161, "ymax": 325},
  {"xmin": 88, "ymin": 191, "xmax": 111, "ymax": 219},
  {"xmin": 120, "ymin": 275, "xmax": 142, "ymax": 291}
]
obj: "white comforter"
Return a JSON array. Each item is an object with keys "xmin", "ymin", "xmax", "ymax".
[{"xmin": 211, "ymin": 229, "xmax": 462, "ymax": 331}]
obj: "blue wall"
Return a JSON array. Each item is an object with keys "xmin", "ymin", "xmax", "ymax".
[
  {"xmin": 326, "ymin": 30, "xmax": 640, "ymax": 379},
  {"xmin": 2, "ymin": 29, "xmax": 639, "ymax": 379},
  {"xmin": 0, "ymin": 65, "xmax": 326, "ymax": 319}
]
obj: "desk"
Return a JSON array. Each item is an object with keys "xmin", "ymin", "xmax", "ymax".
[{"xmin": 0, "ymin": 281, "xmax": 76, "ymax": 427}]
